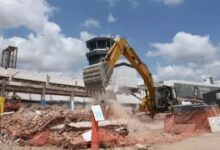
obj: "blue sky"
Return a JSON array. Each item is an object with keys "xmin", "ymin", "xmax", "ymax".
[
  {"xmin": 0, "ymin": 0, "xmax": 220, "ymax": 81},
  {"xmin": 46, "ymin": 0, "xmax": 220, "ymax": 43}
]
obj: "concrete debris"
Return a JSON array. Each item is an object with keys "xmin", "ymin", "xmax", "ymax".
[
  {"xmin": 134, "ymin": 143, "xmax": 151, "ymax": 149},
  {"xmin": 0, "ymin": 106, "xmax": 91, "ymax": 138},
  {"xmin": 29, "ymin": 130, "xmax": 50, "ymax": 146},
  {"xmin": 0, "ymin": 106, "xmax": 130, "ymax": 149},
  {"xmin": 0, "ymin": 111, "xmax": 15, "ymax": 116},
  {"xmin": 50, "ymin": 124, "xmax": 65, "ymax": 130},
  {"xmin": 14, "ymin": 138, "xmax": 20, "ymax": 144},
  {"xmin": 1, "ymin": 105, "xmax": 220, "ymax": 149}
]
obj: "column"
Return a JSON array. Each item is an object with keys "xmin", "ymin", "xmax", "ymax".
[
  {"xmin": 70, "ymin": 91, "xmax": 74, "ymax": 110},
  {"xmin": 40, "ymin": 87, "xmax": 46, "ymax": 107}
]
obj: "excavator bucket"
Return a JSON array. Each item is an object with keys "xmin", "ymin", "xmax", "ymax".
[{"xmin": 83, "ymin": 62, "xmax": 113, "ymax": 93}]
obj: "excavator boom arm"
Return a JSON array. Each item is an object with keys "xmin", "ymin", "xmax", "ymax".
[{"xmin": 83, "ymin": 38, "xmax": 155, "ymax": 112}]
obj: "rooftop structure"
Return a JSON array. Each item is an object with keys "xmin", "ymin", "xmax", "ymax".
[
  {"xmin": 155, "ymin": 80, "xmax": 220, "ymax": 100},
  {"xmin": 86, "ymin": 37, "xmax": 115, "ymax": 65},
  {"xmin": 1, "ymin": 46, "xmax": 18, "ymax": 69}
]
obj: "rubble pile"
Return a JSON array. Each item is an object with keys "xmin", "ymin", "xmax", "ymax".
[
  {"xmin": 0, "ymin": 106, "xmax": 90, "ymax": 137},
  {"xmin": 1, "ymin": 105, "xmax": 220, "ymax": 149},
  {"xmin": 0, "ymin": 106, "xmax": 132, "ymax": 149}
]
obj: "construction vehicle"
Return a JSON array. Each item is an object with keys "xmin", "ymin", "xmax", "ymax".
[
  {"xmin": 5, "ymin": 93, "xmax": 21, "ymax": 112},
  {"xmin": 83, "ymin": 38, "xmax": 178, "ymax": 115}
]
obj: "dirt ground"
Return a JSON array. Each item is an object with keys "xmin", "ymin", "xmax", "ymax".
[
  {"xmin": 0, "ymin": 132, "xmax": 220, "ymax": 150},
  {"xmin": 0, "ymin": 144, "xmax": 61, "ymax": 150},
  {"xmin": 149, "ymin": 132, "xmax": 220, "ymax": 150}
]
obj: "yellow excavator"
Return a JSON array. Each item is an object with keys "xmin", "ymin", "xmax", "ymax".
[{"xmin": 83, "ymin": 38, "xmax": 174, "ymax": 115}]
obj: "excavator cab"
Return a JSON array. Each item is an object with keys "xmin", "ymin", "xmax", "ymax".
[{"xmin": 155, "ymin": 86, "xmax": 177, "ymax": 111}]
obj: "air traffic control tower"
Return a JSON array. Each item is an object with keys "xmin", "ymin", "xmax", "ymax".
[{"xmin": 86, "ymin": 37, "xmax": 115, "ymax": 65}]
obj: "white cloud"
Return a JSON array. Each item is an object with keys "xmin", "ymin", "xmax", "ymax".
[
  {"xmin": 147, "ymin": 32, "xmax": 220, "ymax": 81},
  {"xmin": 203, "ymin": 61, "xmax": 220, "ymax": 80},
  {"xmin": 0, "ymin": 0, "xmax": 96, "ymax": 76},
  {"xmin": 0, "ymin": 30, "xmax": 88, "ymax": 72},
  {"xmin": 105, "ymin": 0, "xmax": 183, "ymax": 8},
  {"xmin": 80, "ymin": 31, "xmax": 95, "ymax": 41},
  {"xmin": 104, "ymin": 0, "xmax": 119, "ymax": 6},
  {"xmin": 104, "ymin": 0, "xmax": 138, "ymax": 8},
  {"xmin": 108, "ymin": 13, "xmax": 117, "ymax": 23},
  {"xmin": 155, "ymin": 0, "xmax": 185, "ymax": 7},
  {"xmin": 82, "ymin": 18, "xmax": 100, "ymax": 28},
  {"xmin": 147, "ymin": 32, "xmax": 218, "ymax": 64},
  {"xmin": 0, "ymin": 0, "xmax": 53, "ymax": 32},
  {"xmin": 154, "ymin": 62, "xmax": 220, "ymax": 82},
  {"xmin": 153, "ymin": 64, "xmax": 202, "ymax": 81}
]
